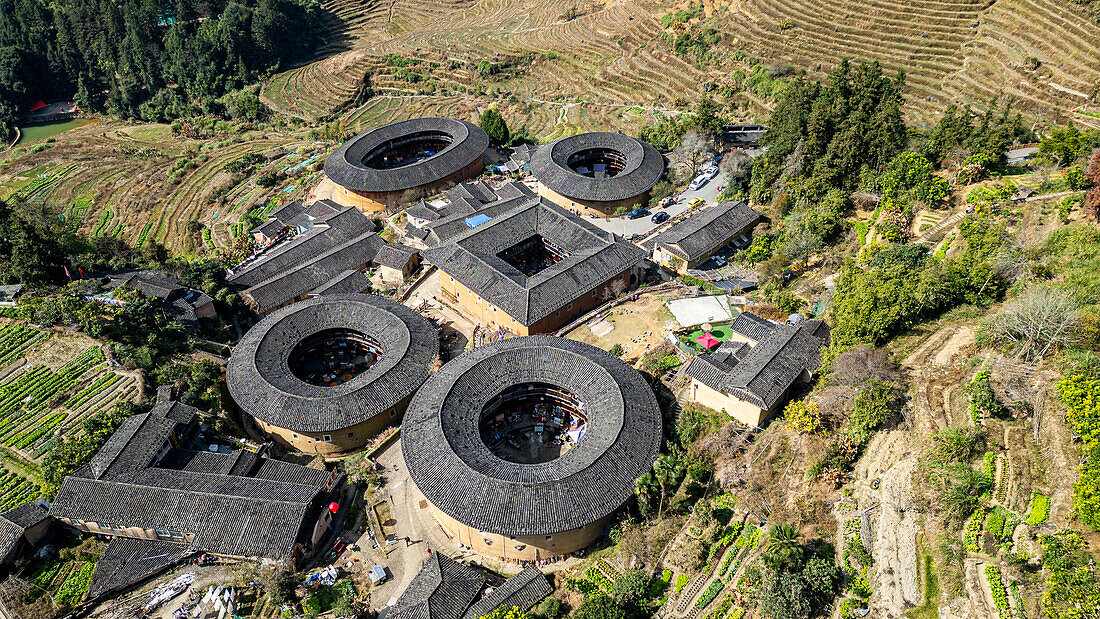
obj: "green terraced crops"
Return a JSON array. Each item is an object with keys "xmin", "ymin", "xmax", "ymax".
[
  {"xmin": 0, "ymin": 325, "xmax": 48, "ymax": 366},
  {"xmin": 0, "ymin": 468, "xmax": 40, "ymax": 511},
  {"xmin": 92, "ymin": 209, "xmax": 114, "ymax": 237},
  {"xmin": 135, "ymin": 222, "xmax": 154, "ymax": 247}
]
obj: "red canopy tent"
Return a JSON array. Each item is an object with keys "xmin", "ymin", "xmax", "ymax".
[
  {"xmin": 28, "ymin": 100, "xmax": 47, "ymax": 112},
  {"xmin": 696, "ymin": 332, "xmax": 720, "ymax": 350}
]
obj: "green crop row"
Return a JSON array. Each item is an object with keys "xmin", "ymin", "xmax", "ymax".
[
  {"xmin": 1026, "ymin": 493, "xmax": 1050, "ymax": 526},
  {"xmin": 704, "ymin": 593, "xmax": 734, "ymax": 619},
  {"xmin": 135, "ymin": 222, "xmax": 154, "ymax": 247},
  {"xmin": 55, "ymin": 562, "xmax": 96, "ymax": 606},
  {"xmin": 964, "ymin": 510, "xmax": 986, "ymax": 552},
  {"xmin": 696, "ymin": 579, "xmax": 723, "ymax": 608},
  {"xmin": 985, "ymin": 565, "xmax": 1010, "ymax": 618},
  {"xmin": 0, "ymin": 325, "xmax": 48, "ymax": 366},
  {"xmin": 64, "ymin": 372, "xmax": 120, "ymax": 410},
  {"xmin": 92, "ymin": 209, "xmax": 114, "ymax": 237}
]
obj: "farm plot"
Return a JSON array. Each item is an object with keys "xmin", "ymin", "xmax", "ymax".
[
  {"xmin": 0, "ymin": 325, "xmax": 49, "ymax": 367},
  {"xmin": 0, "ymin": 467, "xmax": 40, "ymax": 511},
  {"xmin": 0, "ymin": 337, "xmax": 137, "ymax": 462}
]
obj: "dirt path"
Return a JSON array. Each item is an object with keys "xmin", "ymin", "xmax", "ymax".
[{"xmin": 869, "ymin": 457, "xmax": 920, "ymax": 618}]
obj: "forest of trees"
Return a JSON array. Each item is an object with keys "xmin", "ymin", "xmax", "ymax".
[{"xmin": 0, "ymin": 0, "xmax": 322, "ymax": 139}]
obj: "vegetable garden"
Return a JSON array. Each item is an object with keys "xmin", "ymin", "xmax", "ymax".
[{"xmin": 0, "ymin": 331, "xmax": 138, "ymax": 465}]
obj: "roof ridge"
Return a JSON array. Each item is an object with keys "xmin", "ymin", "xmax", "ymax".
[{"xmin": 727, "ymin": 326, "xmax": 800, "ymax": 391}]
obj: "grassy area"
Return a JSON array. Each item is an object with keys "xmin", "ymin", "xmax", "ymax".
[
  {"xmin": 907, "ymin": 549, "xmax": 940, "ymax": 619},
  {"xmin": 686, "ymin": 323, "xmax": 734, "ymax": 344}
]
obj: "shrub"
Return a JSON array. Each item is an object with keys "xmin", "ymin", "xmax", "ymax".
[
  {"xmin": 783, "ymin": 399, "xmax": 822, "ymax": 434},
  {"xmin": 674, "ymin": 574, "xmax": 690, "ymax": 593}
]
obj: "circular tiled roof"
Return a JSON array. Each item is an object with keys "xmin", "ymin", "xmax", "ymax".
[
  {"xmin": 324, "ymin": 117, "xmax": 489, "ymax": 193},
  {"xmin": 530, "ymin": 132, "xmax": 664, "ymax": 202},
  {"xmin": 401, "ymin": 336, "xmax": 661, "ymax": 536},
  {"xmin": 227, "ymin": 294, "xmax": 438, "ymax": 433}
]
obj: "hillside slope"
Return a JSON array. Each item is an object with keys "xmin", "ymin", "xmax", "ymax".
[{"xmin": 262, "ymin": 0, "xmax": 1100, "ymax": 131}]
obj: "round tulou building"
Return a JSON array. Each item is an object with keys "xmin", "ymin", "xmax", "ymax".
[
  {"xmin": 227, "ymin": 294, "xmax": 438, "ymax": 455},
  {"xmin": 401, "ymin": 336, "xmax": 661, "ymax": 562},
  {"xmin": 530, "ymin": 131, "xmax": 664, "ymax": 217},
  {"xmin": 324, "ymin": 117, "xmax": 489, "ymax": 212}
]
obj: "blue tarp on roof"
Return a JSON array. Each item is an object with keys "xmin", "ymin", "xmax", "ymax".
[{"xmin": 465, "ymin": 214, "xmax": 492, "ymax": 228}]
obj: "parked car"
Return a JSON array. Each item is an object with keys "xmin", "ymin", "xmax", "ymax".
[
  {"xmin": 626, "ymin": 207, "xmax": 650, "ymax": 219},
  {"xmin": 651, "ymin": 211, "xmax": 670, "ymax": 224},
  {"xmin": 703, "ymin": 165, "xmax": 719, "ymax": 177},
  {"xmin": 713, "ymin": 255, "xmax": 728, "ymax": 267},
  {"xmin": 690, "ymin": 197, "xmax": 705, "ymax": 208},
  {"xmin": 688, "ymin": 176, "xmax": 707, "ymax": 191},
  {"xmin": 657, "ymin": 196, "xmax": 676, "ymax": 209}
]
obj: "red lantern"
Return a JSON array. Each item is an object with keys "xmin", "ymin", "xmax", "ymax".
[{"xmin": 329, "ymin": 502, "xmax": 339, "ymax": 513}]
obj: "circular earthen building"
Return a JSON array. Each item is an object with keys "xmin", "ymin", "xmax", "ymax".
[
  {"xmin": 401, "ymin": 336, "xmax": 661, "ymax": 562},
  {"xmin": 530, "ymin": 132, "xmax": 664, "ymax": 217},
  {"xmin": 227, "ymin": 294, "xmax": 438, "ymax": 455},
  {"xmin": 324, "ymin": 117, "xmax": 489, "ymax": 212}
]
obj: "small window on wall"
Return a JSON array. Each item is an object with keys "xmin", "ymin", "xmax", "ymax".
[
  {"xmin": 156, "ymin": 529, "xmax": 172, "ymax": 538},
  {"xmin": 322, "ymin": 435, "xmax": 333, "ymax": 442},
  {"xmin": 347, "ymin": 432, "xmax": 355, "ymax": 439},
  {"xmin": 293, "ymin": 433, "xmax": 299, "ymax": 439},
  {"xmin": 545, "ymin": 535, "xmax": 553, "ymax": 541}
]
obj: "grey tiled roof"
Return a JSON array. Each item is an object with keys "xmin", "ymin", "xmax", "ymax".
[
  {"xmin": 87, "ymin": 537, "xmax": 195, "ymax": 599},
  {"xmin": 728, "ymin": 311, "xmax": 775, "ymax": 343},
  {"xmin": 421, "ymin": 198, "xmax": 645, "ymax": 326},
  {"xmin": 242, "ymin": 232, "xmax": 385, "ymax": 314},
  {"xmin": 102, "ymin": 269, "xmax": 214, "ymax": 328},
  {"xmin": 375, "ymin": 244, "xmax": 420, "ymax": 269},
  {"xmin": 306, "ymin": 199, "xmax": 341, "ymax": 220},
  {"xmin": 51, "ymin": 391, "xmax": 340, "ymax": 562},
  {"xmin": 389, "ymin": 554, "xmax": 486, "ymax": 619},
  {"xmin": 271, "ymin": 201, "xmax": 306, "ymax": 226},
  {"xmin": 227, "ymin": 294, "xmax": 438, "ymax": 433},
  {"xmin": 252, "ymin": 219, "xmax": 284, "ymax": 237},
  {"xmin": 530, "ymin": 132, "xmax": 664, "ymax": 202},
  {"xmin": 325, "ymin": 118, "xmax": 489, "ymax": 193},
  {"xmin": 229, "ymin": 206, "xmax": 375, "ymax": 289},
  {"xmin": 310, "ymin": 270, "xmax": 371, "ymax": 296},
  {"xmin": 651, "ymin": 201, "xmax": 763, "ymax": 262},
  {"xmin": 684, "ymin": 314, "xmax": 830, "ymax": 411},
  {"xmin": 0, "ymin": 501, "xmax": 45, "ymax": 560},
  {"xmin": 462, "ymin": 566, "xmax": 551, "ymax": 619},
  {"xmin": 1, "ymin": 501, "xmax": 48, "ymax": 529},
  {"xmin": 402, "ymin": 336, "xmax": 661, "ymax": 536}
]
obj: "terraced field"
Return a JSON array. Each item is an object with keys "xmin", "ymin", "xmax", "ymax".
[
  {"xmin": 0, "ymin": 121, "xmax": 298, "ymax": 255},
  {"xmin": 0, "ymin": 325, "xmax": 139, "ymax": 464},
  {"xmin": 263, "ymin": 0, "xmax": 1100, "ymax": 132}
]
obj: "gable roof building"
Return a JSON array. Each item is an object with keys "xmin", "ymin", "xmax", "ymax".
[
  {"xmin": 101, "ymin": 270, "xmax": 216, "ymax": 328},
  {"xmin": 385, "ymin": 554, "xmax": 550, "ymax": 619},
  {"xmin": 0, "ymin": 500, "xmax": 50, "ymax": 564},
  {"xmin": 230, "ymin": 204, "xmax": 418, "ymax": 314},
  {"xmin": 422, "ymin": 197, "xmax": 645, "ymax": 334},
  {"xmin": 50, "ymin": 387, "xmax": 342, "ymax": 566},
  {"xmin": 684, "ymin": 313, "xmax": 829, "ymax": 426},
  {"xmin": 649, "ymin": 201, "xmax": 763, "ymax": 273}
]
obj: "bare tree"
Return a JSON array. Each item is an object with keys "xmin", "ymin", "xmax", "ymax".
[
  {"xmin": 830, "ymin": 344, "xmax": 898, "ymax": 386},
  {"xmin": 991, "ymin": 287, "xmax": 1080, "ymax": 361},
  {"xmin": 719, "ymin": 150, "xmax": 753, "ymax": 189},
  {"xmin": 674, "ymin": 131, "xmax": 714, "ymax": 177}
]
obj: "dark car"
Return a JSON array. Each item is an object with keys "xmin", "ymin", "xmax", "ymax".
[
  {"xmin": 651, "ymin": 211, "xmax": 670, "ymax": 224},
  {"xmin": 626, "ymin": 208, "xmax": 650, "ymax": 219}
]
